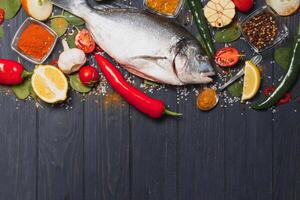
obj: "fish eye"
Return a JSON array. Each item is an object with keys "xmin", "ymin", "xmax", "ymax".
[{"xmin": 196, "ymin": 54, "xmax": 202, "ymax": 60}]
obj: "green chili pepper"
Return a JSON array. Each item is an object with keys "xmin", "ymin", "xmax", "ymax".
[
  {"xmin": 252, "ymin": 21, "xmax": 300, "ymax": 110},
  {"xmin": 186, "ymin": 0, "xmax": 215, "ymax": 58}
]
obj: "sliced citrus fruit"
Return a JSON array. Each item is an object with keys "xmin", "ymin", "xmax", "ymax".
[
  {"xmin": 241, "ymin": 61, "xmax": 261, "ymax": 102},
  {"xmin": 31, "ymin": 65, "xmax": 68, "ymax": 103}
]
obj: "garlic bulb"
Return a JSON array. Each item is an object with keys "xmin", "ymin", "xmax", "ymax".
[{"xmin": 58, "ymin": 39, "xmax": 86, "ymax": 74}]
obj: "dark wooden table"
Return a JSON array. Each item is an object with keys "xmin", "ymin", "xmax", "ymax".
[{"xmin": 0, "ymin": 0, "xmax": 299, "ymax": 200}]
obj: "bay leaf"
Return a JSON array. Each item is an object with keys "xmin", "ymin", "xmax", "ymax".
[
  {"xmin": 12, "ymin": 78, "xmax": 32, "ymax": 100},
  {"xmin": 63, "ymin": 11, "xmax": 85, "ymax": 26},
  {"xmin": 50, "ymin": 17, "xmax": 69, "ymax": 37},
  {"xmin": 0, "ymin": 0, "xmax": 21, "ymax": 19},
  {"xmin": 69, "ymin": 74, "xmax": 92, "ymax": 93},
  {"xmin": 214, "ymin": 24, "xmax": 241, "ymax": 43},
  {"xmin": 0, "ymin": 26, "xmax": 4, "ymax": 38},
  {"xmin": 227, "ymin": 73, "xmax": 243, "ymax": 97},
  {"xmin": 66, "ymin": 30, "xmax": 78, "ymax": 48}
]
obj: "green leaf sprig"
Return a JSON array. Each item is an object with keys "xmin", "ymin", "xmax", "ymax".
[
  {"xmin": 69, "ymin": 74, "xmax": 92, "ymax": 93},
  {"xmin": 214, "ymin": 24, "xmax": 241, "ymax": 43},
  {"xmin": 0, "ymin": 0, "xmax": 21, "ymax": 19}
]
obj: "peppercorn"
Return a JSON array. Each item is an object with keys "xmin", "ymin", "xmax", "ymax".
[{"xmin": 242, "ymin": 11, "xmax": 279, "ymax": 50}]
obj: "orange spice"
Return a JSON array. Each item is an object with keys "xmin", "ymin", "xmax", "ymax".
[
  {"xmin": 18, "ymin": 23, "xmax": 55, "ymax": 60},
  {"xmin": 197, "ymin": 88, "xmax": 218, "ymax": 111},
  {"xmin": 103, "ymin": 92, "xmax": 124, "ymax": 109},
  {"xmin": 146, "ymin": 0, "xmax": 181, "ymax": 15}
]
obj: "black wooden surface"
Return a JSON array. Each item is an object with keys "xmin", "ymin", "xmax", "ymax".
[{"xmin": 0, "ymin": 0, "xmax": 299, "ymax": 200}]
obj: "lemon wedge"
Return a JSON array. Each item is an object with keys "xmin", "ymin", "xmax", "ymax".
[
  {"xmin": 31, "ymin": 65, "xmax": 68, "ymax": 103},
  {"xmin": 241, "ymin": 61, "xmax": 261, "ymax": 102}
]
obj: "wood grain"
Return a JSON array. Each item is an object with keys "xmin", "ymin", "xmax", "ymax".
[
  {"xmin": 37, "ymin": 94, "xmax": 84, "ymax": 200},
  {"xmin": 0, "ymin": 1, "xmax": 299, "ymax": 200},
  {"xmin": 272, "ymin": 13, "xmax": 300, "ymax": 200},
  {"xmin": 83, "ymin": 91, "xmax": 130, "ymax": 200},
  {"xmin": 0, "ymin": 10, "xmax": 37, "ymax": 200}
]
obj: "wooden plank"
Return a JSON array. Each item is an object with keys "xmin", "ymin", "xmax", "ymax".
[
  {"xmin": 37, "ymin": 95, "xmax": 84, "ymax": 200},
  {"xmin": 177, "ymin": 98, "xmax": 225, "ymax": 200},
  {"xmin": 83, "ymin": 1, "xmax": 130, "ymax": 200},
  {"xmin": 37, "ymin": 39, "xmax": 84, "ymax": 200},
  {"xmin": 272, "ymin": 13, "xmax": 300, "ymax": 200},
  {"xmin": 223, "ymin": 2, "xmax": 273, "ymax": 200},
  {"xmin": 130, "ymin": 84, "xmax": 178, "ymax": 200},
  {"xmin": 224, "ymin": 54, "xmax": 273, "ymax": 200},
  {"xmin": 83, "ymin": 91, "xmax": 130, "ymax": 200},
  {"xmin": 177, "ymin": 16, "xmax": 224, "ymax": 200},
  {"xmin": 0, "ymin": 10, "xmax": 37, "ymax": 200}
]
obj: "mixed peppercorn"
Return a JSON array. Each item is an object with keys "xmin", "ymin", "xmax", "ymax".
[{"xmin": 242, "ymin": 11, "xmax": 279, "ymax": 50}]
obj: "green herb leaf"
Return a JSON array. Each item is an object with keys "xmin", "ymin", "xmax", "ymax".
[
  {"xmin": 274, "ymin": 47, "xmax": 292, "ymax": 71},
  {"xmin": 227, "ymin": 73, "xmax": 243, "ymax": 97},
  {"xmin": 0, "ymin": 26, "xmax": 4, "ymax": 38},
  {"xmin": 63, "ymin": 11, "xmax": 85, "ymax": 26},
  {"xmin": 0, "ymin": 0, "xmax": 21, "ymax": 19},
  {"xmin": 214, "ymin": 24, "xmax": 241, "ymax": 43},
  {"xmin": 12, "ymin": 78, "xmax": 32, "ymax": 100},
  {"xmin": 50, "ymin": 17, "xmax": 69, "ymax": 37},
  {"xmin": 69, "ymin": 74, "xmax": 92, "ymax": 93},
  {"xmin": 66, "ymin": 30, "xmax": 78, "ymax": 48}
]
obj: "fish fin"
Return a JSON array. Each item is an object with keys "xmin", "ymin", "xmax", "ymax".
[
  {"xmin": 130, "ymin": 55, "xmax": 168, "ymax": 61},
  {"xmin": 129, "ymin": 56, "xmax": 169, "ymax": 70},
  {"xmin": 92, "ymin": 2, "xmax": 138, "ymax": 10},
  {"xmin": 50, "ymin": 0, "xmax": 92, "ymax": 18}
]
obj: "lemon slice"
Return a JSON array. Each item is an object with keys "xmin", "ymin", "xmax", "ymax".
[
  {"xmin": 31, "ymin": 65, "xmax": 68, "ymax": 103},
  {"xmin": 241, "ymin": 61, "xmax": 261, "ymax": 102}
]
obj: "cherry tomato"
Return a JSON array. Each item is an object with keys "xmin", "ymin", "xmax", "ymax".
[
  {"xmin": 79, "ymin": 66, "xmax": 99, "ymax": 86},
  {"xmin": 232, "ymin": 0, "xmax": 253, "ymax": 13},
  {"xmin": 214, "ymin": 47, "xmax": 240, "ymax": 67},
  {"xmin": 0, "ymin": 8, "xmax": 5, "ymax": 25},
  {"xmin": 75, "ymin": 29, "xmax": 96, "ymax": 54}
]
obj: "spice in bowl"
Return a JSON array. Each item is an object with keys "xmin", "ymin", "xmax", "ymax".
[
  {"xmin": 18, "ymin": 23, "xmax": 55, "ymax": 61},
  {"xmin": 144, "ymin": 0, "xmax": 183, "ymax": 17},
  {"xmin": 197, "ymin": 88, "xmax": 219, "ymax": 111},
  {"xmin": 242, "ymin": 11, "xmax": 278, "ymax": 51},
  {"xmin": 11, "ymin": 18, "xmax": 57, "ymax": 64}
]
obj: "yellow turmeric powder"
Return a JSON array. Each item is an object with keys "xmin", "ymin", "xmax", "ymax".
[
  {"xmin": 197, "ymin": 88, "xmax": 218, "ymax": 111},
  {"xmin": 146, "ymin": 0, "xmax": 181, "ymax": 16}
]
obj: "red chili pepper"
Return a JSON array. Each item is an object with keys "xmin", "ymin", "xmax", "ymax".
[
  {"xmin": 0, "ymin": 59, "xmax": 31, "ymax": 85},
  {"xmin": 263, "ymin": 86, "xmax": 292, "ymax": 105},
  {"xmin": 95, "ymin": 54, "xmax": 181, "ymax": 118},
  {"xmin": 0, "ymin": 8, "xmax": 5, "ymax": 25}
]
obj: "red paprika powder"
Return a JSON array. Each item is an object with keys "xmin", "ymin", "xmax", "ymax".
[{"xmin": 17, "ymin": 23, "xmax": 55, "ymax": 60}]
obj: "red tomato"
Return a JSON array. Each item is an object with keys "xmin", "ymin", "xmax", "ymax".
[
  {"xmin": 75, "ymin": 29, "xmax": 96, "ymax": 54},
  {"xmin": 0, "ymin": 8, "xmax": 5, "ymax": 25},
  {"xmin": 232, "ymin": 0, "xmax": 253, "ymax": 13},
  {"xmin": 214, "ymin": 47, "xmax": 240, "ymax": 67},
  {"xmin": 79, "ymin": 66, "xmax": 99, "ymax": 86}
]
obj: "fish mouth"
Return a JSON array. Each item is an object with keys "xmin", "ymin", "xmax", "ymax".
[
  {"xmin": 199, "ymin": 71, "xmax": 215, "ymax": 83},
  {"xmin": 175, "ymin": 56, "xmax": 215, "ymax": 84}
]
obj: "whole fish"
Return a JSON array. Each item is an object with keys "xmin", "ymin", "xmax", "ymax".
[{"xmin": 50, "ymin": 0, "xmax": 215, "ymax": 85}]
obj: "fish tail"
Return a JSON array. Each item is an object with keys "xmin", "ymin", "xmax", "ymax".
[{"xmin": 50, "ymin": 0, "xmax": 92, "ymax": 18}]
